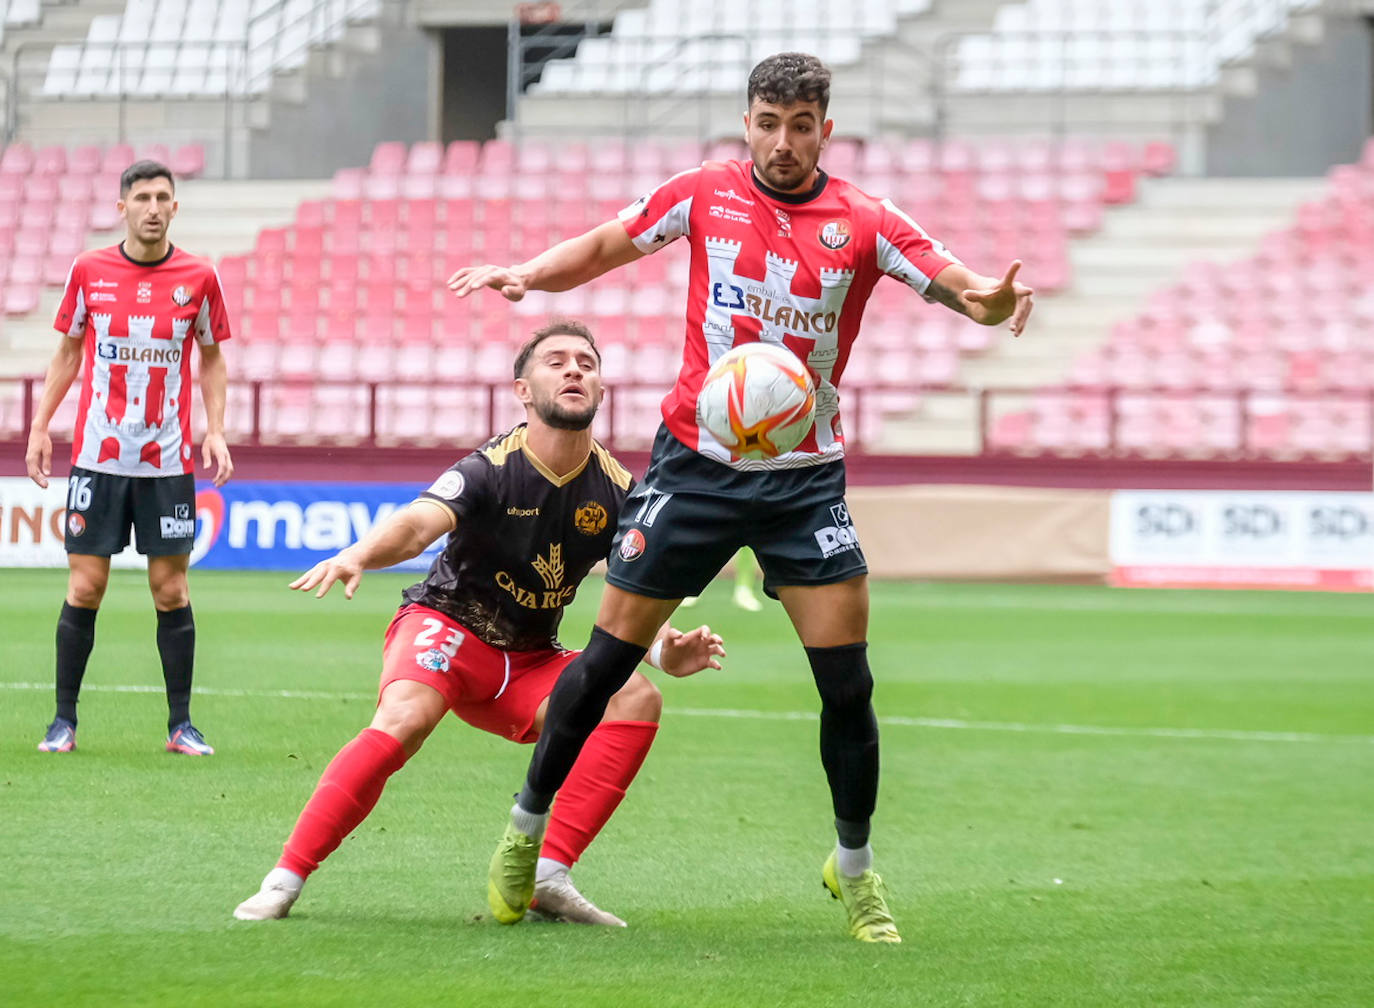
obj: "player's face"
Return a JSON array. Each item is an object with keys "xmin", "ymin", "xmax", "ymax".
[
  {"xmin": 119, "ymin": 177, "xmax": 178, "ymax": 247},
  {"xmin": 745, "ymin": 98, "xmax": 833, "ymax": 193},
  {"xmin": 518, "ymin": 335, "xmax": 604, "ymax": 431}
]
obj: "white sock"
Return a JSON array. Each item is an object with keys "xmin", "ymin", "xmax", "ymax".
[
  {"xmin": 510, "ymin": 803, "xmax": 549, "ymax": 839},
  {"xmin": 536, "ymin": 857, "xmax": 570, "ymax": 883},
  {"xmin": 263, "ymin": 866, "xmax": 304, "ymax": 894},
  {"xmin": 835, "ymin": 843, "xmax": 873, "ymax": 877}
]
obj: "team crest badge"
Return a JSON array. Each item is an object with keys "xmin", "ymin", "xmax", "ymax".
[
  {"xmin": 416, "ymin": 648, "xmax": 451, "ymax": 673},
  {"xmin": 818, "ymin": 220, "xmax": 851, "ymax": 250},
  {"xmin": 574, "ymin": 501, "xmax": 608, "ymax": 536},
  {"xmin": 67, "ymin": 513, "xmax": 86, "ymax": 537},
  {"xmin": 618, "ymin": 528, "xmax": 646, "ymax": 562},
  {"xmin": 171, "ymin": 285, "xmax": 193, "ymax": 307}
]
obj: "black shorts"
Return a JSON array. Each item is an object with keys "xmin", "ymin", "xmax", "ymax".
[
  {"xmin": 606, "ymin": 425, "xmax": 867, "ymax": 600},
  {"xmin": 63, "ymin": 467, "xmax": 197, "ymax": 557}
]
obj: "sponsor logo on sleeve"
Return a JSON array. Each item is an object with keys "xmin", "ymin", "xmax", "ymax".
[
  {"xmin": 427, "ymin": 471, "xmax": 464, "ymax": 499},
  {"xmin": 618, "ymin": 528, "xmax": 646, "ymax": 562}
]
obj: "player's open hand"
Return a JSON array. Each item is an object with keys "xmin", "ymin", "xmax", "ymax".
[
  {"xmin": 657, "ymin": 624, "xmax": 727, "ymax": 678},
  {"xmin": 447, "ymin": 264, "xmax": 529, "ymax": 302},
  {"xmin": 25, "ymin": 428, "xmax": 53, "ymax": 488},
  {"xmin": 290, "ymin": 550, "xmax": 365, "ymax": 599},
  {"xmin": 963, "ymin": 260, "xmax": 1035, "ymax": 336},
  {"xmin": 201, "ymin": 432, "xmax": 234, "ymax": 487}
]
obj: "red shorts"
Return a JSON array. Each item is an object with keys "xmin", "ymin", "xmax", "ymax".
[{"xmin": 380, "ymin": 604, "xmax": 577, "ymax": 743}]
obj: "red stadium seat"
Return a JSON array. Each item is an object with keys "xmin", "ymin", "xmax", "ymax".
[
  {"xmin": 2, "ymin": 282, "xmax": 41, "ymax": 316},
  {"xmin": 442, "ymin": 140, "xmax": 481, "ymax": 176},
  {"xmin": 406, "ymin": 141, "xmax": 444, "ymax": 176},
  {"xmin": 370, "ymin": 141, "xmax": 408, "ymax": 176},
  {"xmin": 32, "ymin": 145, "xmax": 68, "ymax": 176},
  {"xmin": 0, "ymin": 142, "xmax": 34, "ymax": 175},
  {"xmin": 1141, "ymin": 140, "xmax": 1177, "ymax": 177},
  {"xmin": 170, "ymin": 143, "xmax": 205, "ymax": 178},
  {"xmin": 100, "ymin": 143, "xmax": 135, "ymax": 175},
  {"xmin": 68, "ymin": 145, "xmax": 102, "ymax": 177}
]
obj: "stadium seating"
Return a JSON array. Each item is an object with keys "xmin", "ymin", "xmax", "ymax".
[
  {"xmin": 992, "ymin": 146, "xmax": 1374, "ymax": 459},
  {"xmin": 529, "ymin": 1, "xmax": 934, "ymax": 96},
  {"xmin": 198, "ymin": 133, "xmax": 1159, "ymax": 447},
  {"xmin": 40, "ymin": 0, "xmax": 382, "ymax": 98},
  {"xmin": 0, "ymin": 130, "xmax": 1174, "ymax": 450},
  {"xmin": 0, "ymin": 139, "xmax": 207, "ymax": 314},
  {"xmin": 521, "ymin": 0, "xmax": 1315, "ymax": 100},
  {"xmin": 950, "ymin": 1, "xmax": 1330, "ymax": 93}
]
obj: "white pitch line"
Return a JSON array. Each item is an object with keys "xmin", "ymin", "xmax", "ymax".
[
  {"xmin": 670, "ymin": 707, "xmax": 1373, "ymax": 745},
  {"xmin": 3, "ymin": 681, "xmax": 1370, "ymax": 745}
]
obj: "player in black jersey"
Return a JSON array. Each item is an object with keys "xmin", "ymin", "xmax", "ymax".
[{"xmin": 233, "ymin": 321, "xmax": 725, "ymax": 926}]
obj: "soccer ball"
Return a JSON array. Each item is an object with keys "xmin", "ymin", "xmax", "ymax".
[{"xmin": 696, "ymin": 342, "xmax": 816, "ymax": 459}]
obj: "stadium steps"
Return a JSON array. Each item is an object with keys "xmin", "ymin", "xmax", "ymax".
[
  {"xmin": 0, "ymin": 178, "xmax": 332, "ymax": 379},
  {"xmin": 895, "ymin": 176, "xmax": 1326, "ymax": 454},
  {"xmin": 508, "ymin": 0, "xmax": 1007, "ymax": 140},
  {"xmin": 508, "ymin": 1, "xmax": 1332, "ymax": 169},
  {"xmin": 0, "ymin": 0, "xmax": 125, "ymax": 54},
  {"xmin": 6, "ymin": 2, "xmax": 390, "ymax": 177},
  {"xmin": 413, "ymin": 0, "xmax": 641, "ymax": 23}
]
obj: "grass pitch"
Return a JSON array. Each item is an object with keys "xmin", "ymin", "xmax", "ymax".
[{"xmin": 1, "ymin": 570, "xmax": 1371, "ymax": 1006}]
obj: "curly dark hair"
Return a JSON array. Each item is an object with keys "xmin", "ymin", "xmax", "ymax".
[
  {"xmin": 746, "ymin": 52, "xmax": 831, "ymax": 116},
  {"xmin": 513, "ymin": 318, "xmax": 601, "ymax": 379}
]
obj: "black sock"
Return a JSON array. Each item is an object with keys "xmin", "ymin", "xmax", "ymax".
[
  {"xmin": 806, "ymin": 643, "xmax": 880, "ymax": 841},
  {"xmin": 55, "ymin": 603, "xmax": 98, "ymax": 726},
  {"xmin": 157, "ymin": 605, "xmax": 196, "ymax": 730},
  {"xmin": 518, "ymin": 626, "xmax": 647, "ymax": 813}
]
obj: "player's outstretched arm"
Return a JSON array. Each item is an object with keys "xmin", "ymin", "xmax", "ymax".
[
  {"xmin": 25, "ymin": 335, "xmax": 83, "ymax": 488},
  {"xmin": 290, "ymin": 500, "xmax": 454, "ymax": 599},
  {"xmin": 926, "ymin": 260, "xmax": 1035, "ymax": 336},
  {"xmin": 649, "ymin": 623, "xmax": 727, "ymax": 679},
  {"xmin": 446, "ymin": 219, "xmax": 644, "ymax": 302}
]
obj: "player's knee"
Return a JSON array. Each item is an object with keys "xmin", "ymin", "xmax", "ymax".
[
  {"xmin": 66, "ymin": 574, "xmax": 108, "ymax": 608},
  {"xmin": 371, "ymin": 690, "xmax": 443, "ymax": 755},
  {"xmin": 806, "ymin": 643, "xmax": 873, "ymax": 714},
  {"xmin": 605, "ymin": 671, "xmax": 662, "ymax": 723},
  {"xmin": 579, "ymin": 625, "xmax": 650, "ymax": 701},
  {"xmin": 148, "ymin": 572, "xmax": 190, "ymax": 610}
]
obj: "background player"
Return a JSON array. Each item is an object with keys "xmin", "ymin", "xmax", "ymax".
[
  {"xmin": 681, "ymin": 547, "xmax": 763, "ymax": 612},
  {"xmin": 233, "ymin": 321, "xmax": 725, "ymax": 926},
  {"xmin": 450, "ymin": 52, "xmax": 1033, "ymax": 943},
  {"xmin": 26, "ymin": 159, "xmax": 234, "ymax": 756}
]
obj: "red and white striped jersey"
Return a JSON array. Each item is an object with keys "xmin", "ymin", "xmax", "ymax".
[
  {"xmin": 618, "ymin": 158, "xmax": 959, "ymax": 470},
  {"xmin": 53, "ymin": 243, "xmax": 232, "ymax": 477}
]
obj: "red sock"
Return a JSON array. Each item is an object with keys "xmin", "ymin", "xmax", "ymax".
[
  {"xmin": 278, "ymin": 728, "xmax": 408, "ymax": 879},
  {"xmin": 541, "ymin": 720, "xmax": 658, "ymax": 868}
]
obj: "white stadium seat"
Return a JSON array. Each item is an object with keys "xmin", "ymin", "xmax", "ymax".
[{"xmin": 37, "ymin": 0, "xmax": 382, "ymax": 99}]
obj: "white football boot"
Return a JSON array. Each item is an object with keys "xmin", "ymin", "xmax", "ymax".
[{"xmin": 530, "ymin": 871, "xmax": 627, "ymax": 927}]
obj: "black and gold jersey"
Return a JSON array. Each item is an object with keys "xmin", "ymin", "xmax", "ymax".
[{"xmin": 400, "ymin": 424, "xmax": 634, "ymax": 651}]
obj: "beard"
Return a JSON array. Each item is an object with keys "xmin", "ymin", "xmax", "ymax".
[
  {"xmin": 533, "ymin": 395, "xmax": 596, "ymax": 431},
  {"xmin": 757, "ymin": 157, "xmax": 812, "ymax": 192}
]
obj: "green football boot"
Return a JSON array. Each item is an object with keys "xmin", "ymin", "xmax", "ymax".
[
  {"xmin": 487, "ymin": 822, "xmax": 540, "ymax": 924},
  {"xmin": 822, "ymin": 851, "xmax": 902, "ymax": 943}
]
